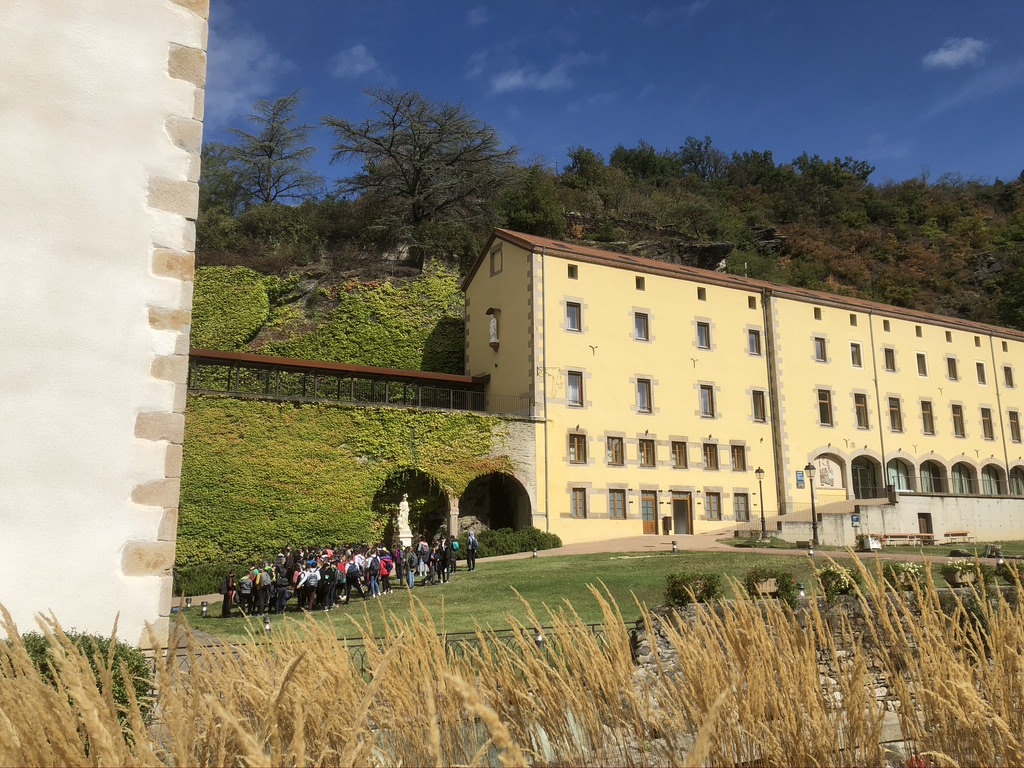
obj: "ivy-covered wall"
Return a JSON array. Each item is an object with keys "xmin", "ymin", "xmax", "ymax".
[
  {"xmin": 178, "ymin": 396, "xmax": 513, "ymax": 567},
  {"xmin": 190, "ymin": 266, "xmax": 271, "ymax": 350},
  {"xmin": 190, "ymin": 263, "xmax": 466, "ymax": 374}
]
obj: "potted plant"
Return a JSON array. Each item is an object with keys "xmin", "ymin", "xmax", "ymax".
[
  {"xmin": 817, "ymin": 563, "xmax": 862, "ymax": 599},
  {"xmin": 941, "ymin": 559, "xmax": 979, "ymax": 588},
  {"xmin": 883, "ymin": 561, "xmax": 924, "ymax": 591}
]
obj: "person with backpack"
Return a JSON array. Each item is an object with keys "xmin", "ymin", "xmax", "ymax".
[
  {"xmin": 343, "ymin": 557, "xmax": 367, "ymax": 603},
  {"xmin": 450, "ymin": 537, "xmax": 460, "ymax": 575},
  {"xmin": 274, "ymin": 569, "xmax": 292, "ymax": 614},
  {"xmin": 403, "ymin": 545, "xmax": 417, "ymax": 589},
  {"xmin": 256, "ymin": 566, "xmax": 274, "ymax": 616},
  {"xmin": 366, "ymin": 549, "xmax": 382, "ymax": 598},
  {"xmin": 237, "ymin": 569, "xmax": 254, "ymax": 614},
  {"xmin": 467, "ymin": 531, "xmax": 479, "ymax": 572},
  {"xmin": 321, "ymin": 559, "xmax": 338, "ymax": 610},
  {"xmin": 380, "ymin": 550, "xmax": 394, "ymax": 594},
  {"xmin": 418, "ymin": 537, "xmax": 430, "ymax": 578}
]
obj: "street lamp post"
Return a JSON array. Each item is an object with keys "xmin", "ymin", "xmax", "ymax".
[
  {"xmin": 755, "ymin": 466, "xmax": 767, "ymax": 540},
  {"xmin": 805, "ymin": 461, "xmax": 819, "ymax": 547}
]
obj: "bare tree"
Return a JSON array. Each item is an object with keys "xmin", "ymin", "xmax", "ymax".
[
  {"xmin": 228, "ymin": 91, "xmax": 324, "ymax": 206},
  {"xmin": 323, "ymin": 89, "xmax": 519, "ymax": 267}
]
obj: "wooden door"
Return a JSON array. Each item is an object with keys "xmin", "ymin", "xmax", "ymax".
[{"xmin": 641, "ymin": 491, "xmax": 657, "ymax": 534}]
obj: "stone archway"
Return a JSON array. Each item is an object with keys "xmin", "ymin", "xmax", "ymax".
[
  {"xmin": 458, "ymin": 472, "xmax": 532, "ymax": 533},
  {"xmin": 851, "ymin": 455, "xmax": 883, "ymax": 499},
  {"xmin": 371, "ymin": 468, "xmax": 450, "ymax": 545}
]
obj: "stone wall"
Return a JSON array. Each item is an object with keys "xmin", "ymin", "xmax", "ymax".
[{"xmin": 0, "ymin": 0, "xmax": 208, "ymax": 645}]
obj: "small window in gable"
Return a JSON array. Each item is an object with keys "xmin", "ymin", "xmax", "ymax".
[
  {"xmin": 915, "ymin": 325, "xmax": 922, "ymax": 338},
  {"xmin": 489, "ymin": 247, "xmax": 503, "ymax": 276},
  {"xmin": 813, "ymin": 307, "xmax": 822, "ymax": 320},
  {"xmin": 635, "ymin": 275, "xmax": 645, "ymax": 290},
  {"xmin": 567, "ymin": 264, "xmax": 578, "ymax": 279},
  {"xmin": 883, "ymin": 319, "xmax": 891, "ymax": 332},
  {"xmin": 748, "ymin": 296, "xmax": 757, "ymax": 310},
  {"xmin": 946, "ymin": 331, "xmax": 953, "ymax": 343},
  {"xmin": 849, "ymin": 313, "xmax": 857, "ymax": 327},
  {"xmin": 697, "ymin": 286, "xmax": 707, "ymax": 301}
]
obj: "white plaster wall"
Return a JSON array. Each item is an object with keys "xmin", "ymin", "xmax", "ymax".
[{"xmin": 0, "ymin": 1, "xmax": 205, "ymax": 642}]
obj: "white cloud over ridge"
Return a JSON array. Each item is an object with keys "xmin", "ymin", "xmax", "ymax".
[
  {"xmin": 205, "ymin": 5, "xmax": 293, "ymax": 128},
  {"xmin": 922, "ymin": 37, "xmax": 989, "ymax": 70},
  {"xmin": 330, "ymin": 44, "xmax": 379, "ymax": 79},
  {"xmin": 467, "ymin": 7, "xmax": 488, "ymax": 27}
]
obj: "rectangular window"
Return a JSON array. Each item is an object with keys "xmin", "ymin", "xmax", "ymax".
[
  {"xmin": 697, "ymin": 322, "xmax": 711, "ymax": 349},
  {"xmin": 634, "ymin": 313, "xmax": 649, "ymax": 341},
  {"xmin": 915, "ymin": 325, "xmax": 922, "ymax": 338},
  {"xmin": 641, "ymin": 492, "xmax": 657, "ymax": 523},
  {"xmin": 638, "ymin": 439, "xmax": 656, "ymax": 467},
  {"xmin": 568, "ymin": 433, "xmax": 587, "ymax": 463},
  {"xmin": 608, "ymin": 489, "xmax": 626, "ymax": 519},
  {"xmin": 636, "ymin": 378, "xmax": 652, "ymax": 413},
  {"xmin": 697, "ymin": 287, "xmax": 706, "ymax": 301},
  {"xmin": 921, "ymin": 401, "xmax": 935, "ymax": 435},
  {"xmin": 752, "ymin": 390, "xmax": 767, "ymax": 422},
  {"xmin": 814, "ymin": 336, "xmax": 827, "ymax": 362},
  {"xmin": 975, "ymin": 335, "xmax": 981, "ymax": 348},
  {"xmin": 489, "ymin": 248, "xmax": 502, "ymax": 275},
  {"xmin": 566, "ymin": 302, "xmax": 582, "ymax": 331},
  {"xmin": 947, "ymin": 357, "xmax": 959, "ymax": 380},
  {"xmin": 952, "ymin": 404, "xmax": 965, "ymax": 437},
  {"xmin": 671, "ymin": 441, "xmax": 687, "ymax": 469},
  {"xmin": 706, "ymin": 492, "xmax": 722, "ymax": 520},
  {"xmin": 854, "ymin": 393, "xmax": 869, "ymax": 429},
  {"xmin": 606, "ymin": 436, "xmax": 624, "ymax": 466},
  {"xmin": 731, "ymin": 445, "xmax": 747, "ymax": 471},
  {"xmin": 981, "ymin": 408, "xmax": 995, "ymax": 440},
  {"xmin": 818, "ymin": 389, "xmax": 834, "ymax": 426},
  {"xmin": 748, "ymin": 296, "xmax": 757, "ymax": 310},
  {"xmin": 977, "ymin": 362, "xmax": 987, "ymax": 384},
  {"xmin": 1010, "ymin": 411, "xmax": 1022, "ymax": 443},
  {"xmin": 567, "ymin": 264, "xmax": 578, "ymax": 279},
  {"xmin": 1003, "ymin": 341, "xmax": 1009, "ymax": 352},
  {"xmin": 734, "ymin": 493, "xmax": 750, "ymax": 522},
  {"xmin": 567, "ymin": 371, "xmax": 583, "ymax": 407},
  {"xmin": 571, "ymin": 488, "xmax": 587, "ymax": 519},
  {"xmin": 883, "ymin": 319, "xmax": 891, "ymax": 332},
  {"xmin": 703, "ymin": 443, "xmax": 719, "ymax": 470},
  {"xmin": 1005, "ymin": 366, "xmax": 1015, "ymax": 388},
  {"xmin": 884, "ymin": 348, "xmax": 896, "ymax": 372},
  {"xmin": 917, "ymin": 353, "xmax": 928, "ymax": 376},
  {"xmin": 748, "ymin": 329, "xmax": 762, "ymax": 355},
  {"xmin": 850, "ymin": 313, "xmax": 857, "ymax": 327},
  {"xmin": 700, "ymin": 385, "xmax": 715, "ymax": 417},
  {"xmin": 946, "ymin": 330, "xmax": 953, "ymax": 343},
  {"xmin": 889, "ymin": 397, "xmax": 903, "ymax": 432},
  {"xmin": 813, "ymin": 307, "xmax": 822, "ymax": 320},
  {"xmin": 635, "ymin": 275, "xmax": 645, "ymax": 290},
  {"xmin": 850, "ymin": 343, "xmax": 862, "ymax": 367}
]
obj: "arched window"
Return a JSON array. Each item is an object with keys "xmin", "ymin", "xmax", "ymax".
[
  {"xmin": 981, "ymin": 465, "xmax": 1003, "ymax": 495},
  {"xmin": 887, "ymin": 459, "xmax": 912, "ymax": 491},
  {"xmin": 951, "ymin": 462, "xmax": 974, "ymax": 495},
  {"xmin": 1010, "ymin": 468, "xmax": 1024, "ymax": 497},
  {"xmin": 920, "ymin": 460, "xmax": 944, "ymax": 493}
]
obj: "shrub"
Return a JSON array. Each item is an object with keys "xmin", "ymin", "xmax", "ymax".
[
  {"xmin": 12, "ymin": 631, "xmax": 154, "ymax": 725},
  {"xmin": 743, "ymin": 565, "xmax": 799, "ymax": 607},
  {"xmin": 996, "ymin": 558, "xmax": 1024, "ymax": 585},
  {"xmin": 457, "ymin": 527, "xmax": 561, "ymax": 559},
  {"xmin": 173, "ymin": 561, "xmax": 249, "ymax": 597},
  {"xmin": 816, "ymin": 563, "xmax": 863, "ymax": 600},
  {"xmin": 665, "ymin": 570, "xmax": 724, "ymax": 607}
]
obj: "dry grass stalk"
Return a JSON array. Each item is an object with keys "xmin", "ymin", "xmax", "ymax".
[{"xmin": 1, "ymin": 568, "xmax": 1022, "ymax": 766}]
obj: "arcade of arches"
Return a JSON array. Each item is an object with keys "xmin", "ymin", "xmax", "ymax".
[{"xmin": 810, "ymin": 453, "xmax": 1024, "ymax": 499}]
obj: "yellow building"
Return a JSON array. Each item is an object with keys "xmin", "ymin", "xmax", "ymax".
[{"xmin": 464, "ymin": 229, "xmax": 1024, "ymax": 545}]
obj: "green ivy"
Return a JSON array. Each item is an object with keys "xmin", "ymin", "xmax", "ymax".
[
  {"xmin": 178, "ymin": 397, "xmax": 512, "ymax": 568},
  {"xmin": 191, "ymin": 266, "xmax": 270, "ymax": 350},
  {"xmin": 261, "ymin": 264, "xmax": 465, "ymax": 373}
]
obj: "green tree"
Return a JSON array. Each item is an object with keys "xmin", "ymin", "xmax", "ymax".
[
  {"xmin": 227, "ymin": 90, "xmax": 324, "ymax": 206},
  {"xmin": 198, "ymin": 142, "xmax": 247, "ymax": 215},
  {"xmin": 563, "ymin": 146, "xmax": 607, "ymax": 189},
  {"xmin": 676, "ymin": 135, "xmax": 729, "ymax": 183},
  {"xmin": 323, "ymin": 89, "xmax": 519, "ymax": 269},
  {"xmin": 498, "ymin": 165, "xmax": 565, "ymax": 238}
]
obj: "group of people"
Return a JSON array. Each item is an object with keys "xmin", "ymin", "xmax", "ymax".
[{"xmin": 218, "ymin": 531, "xmax": 480, "ymax": 618}]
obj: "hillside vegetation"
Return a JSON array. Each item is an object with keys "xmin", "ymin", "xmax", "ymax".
[{"xmin": 196, "ymin": 91, "xmax": 1024, "ymax": 357}]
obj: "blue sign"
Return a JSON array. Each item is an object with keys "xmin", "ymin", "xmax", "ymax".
[
  {"xmin": 851, "ymin": 514, "xmax": 861, "ymax": 527},
  {"xmin": 795, "ymin": 470, "xmax": 805, "ymax": 489}
]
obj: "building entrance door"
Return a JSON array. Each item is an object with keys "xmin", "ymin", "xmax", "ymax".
[
  {"xmin": 672, "ymin": 493, "xmax": 693, "ymax": 535},
  {"xmin": 641, "ymin": 491, "xmax": 657, "ymax": 534}
]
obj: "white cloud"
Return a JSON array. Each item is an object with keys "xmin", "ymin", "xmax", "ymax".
[
  {"xmin": 489, "ymin": 53, "xmax": 594, "ymax": 94},
  {"xmin": 330, "ymin": 44, "xmax": 379, "ymax": 79},
  {"xmin": 205, "ymin": 5, "xmax": 293, "ymax": 128},
  {"xmin": 922, "ymin": 37, "xmax": 989, "ymax": 70},
  {"xmin": 467, "ymin": 7, "xmax": 488, "ymax": 27},
  {"xmin": 919, "ymin": 58, "xmax": 1024, "ymax": 120}
]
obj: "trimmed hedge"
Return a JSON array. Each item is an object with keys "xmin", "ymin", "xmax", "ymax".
[
  {"xmin": 743, "ymin": 565, "xmax": 800, "ymax": 608},
  {"xmin": 12, "ymin": 632, "xmax": 154, "ymax": 725},
  {"xmin": 665, "ymin": 570, "xmax": 724, "ymax": 607},
  {"xmin": 458, "ymin": 527, "xmax": 562, "ymax": 559}
]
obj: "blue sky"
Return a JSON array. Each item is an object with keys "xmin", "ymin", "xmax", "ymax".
[{"xmin": 205, "ymin": 1, "xmax": 1024, "ymax": 187}]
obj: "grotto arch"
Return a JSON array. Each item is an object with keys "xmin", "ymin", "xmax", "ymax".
[
  {"xmin": 458, "ymin": 472, "xmax": 532, "ymax": 533},
  {"xmin": 371, "ymin": 468, "xmax": 451, "ymax": 545}
]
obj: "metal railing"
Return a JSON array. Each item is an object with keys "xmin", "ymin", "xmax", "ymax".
[{"xmin": 187, "ymin": 359, "xmax": 531, "ymax": 417}]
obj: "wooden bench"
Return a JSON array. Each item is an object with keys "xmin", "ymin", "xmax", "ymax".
[
  {"xmin": 942, "ymin": 531, "xmax": 975, "ymax": 544},
  {"xmin": 883, "ymin": 533, "xmax": 935, "ymax": 546}
]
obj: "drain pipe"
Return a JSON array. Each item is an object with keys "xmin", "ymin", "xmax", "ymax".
[{"xmin": 539, "ymin": 246, "xmax": 551, "ymax": 532}]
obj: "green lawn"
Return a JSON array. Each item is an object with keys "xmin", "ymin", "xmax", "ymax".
[{"xmin": 184, "ymin": 550, "xmax": 825, "ymax": 642}]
